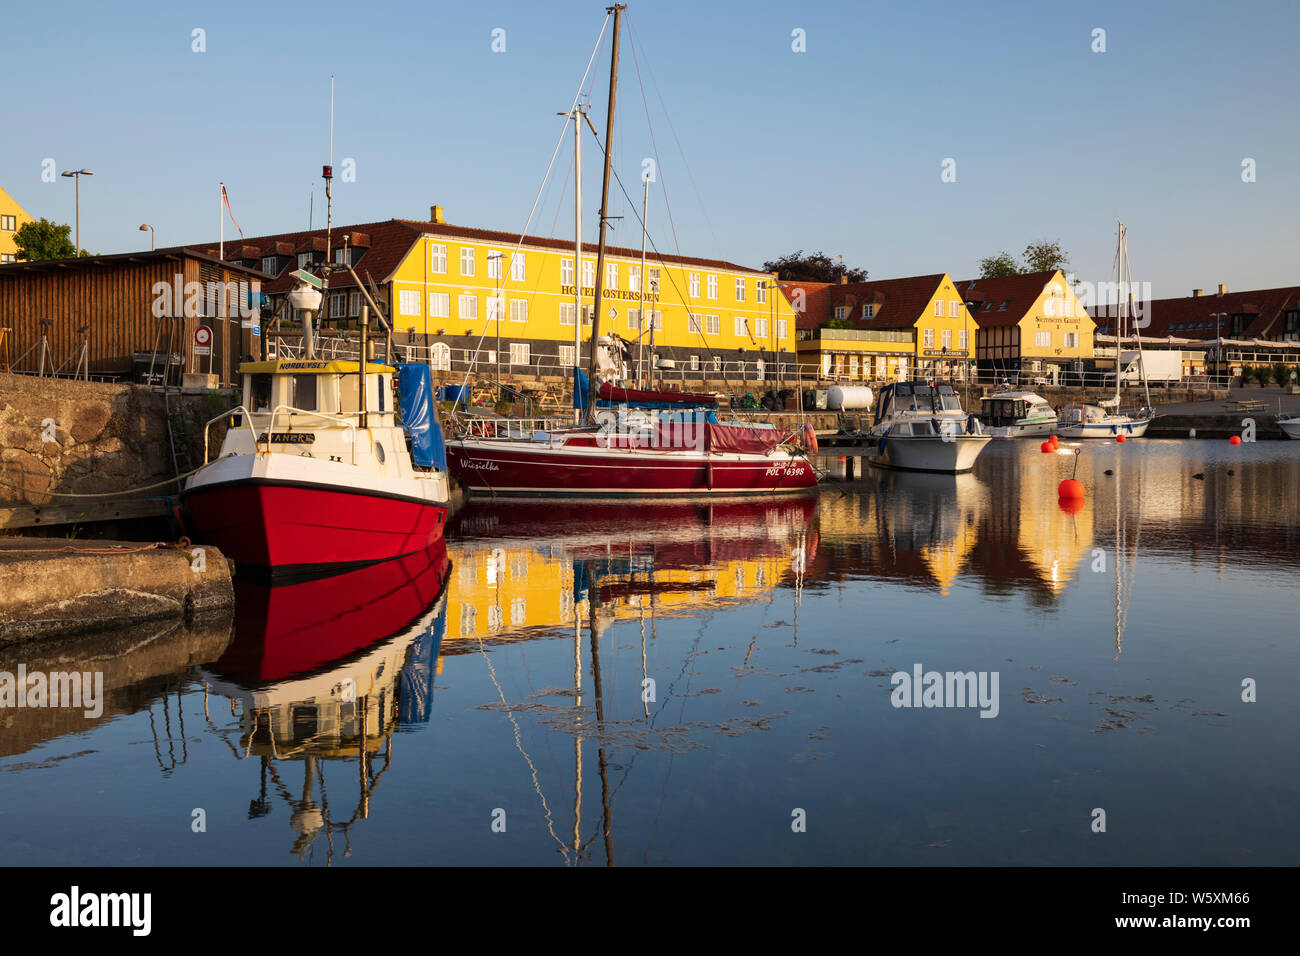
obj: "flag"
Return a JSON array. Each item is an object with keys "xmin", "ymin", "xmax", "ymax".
[{"xmin": 220, "ymin": 182, "xmax": 244, "ymax": 240}]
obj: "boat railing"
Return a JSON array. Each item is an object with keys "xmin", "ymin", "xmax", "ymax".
[
  {"xmin": 457, "ymin": 417, "xmax": 574, "ymax": 440},
  {"xmin": 203, "ymin": 405, "xmax": 360, "ymax": 464},
  {"xmin": 203, "ymin": 405, "xmax": 260, "ymax": 464}
]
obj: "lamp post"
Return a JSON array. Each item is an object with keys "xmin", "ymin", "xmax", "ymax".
[
  {"xmin": 1210, "ymin": 312, "xmax": 1227, "ymax": 387},
  {"xmin": 60, "ymin": 169, "xmax": 93, "ymax": 255},
  {"xmin": 139, "ymin": 223, "xmax": 154, "ymax": 251}
]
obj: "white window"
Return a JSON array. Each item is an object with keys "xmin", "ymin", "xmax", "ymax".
[
  {"xmin": 298, "ymin": 252, "xmax": 313, "ymax": 269},
  {"xmin": 431, "ymin": 342, "xmax": 451, "ymax": 370},
  {"xmin": 510, "ymin": 299, "xmax": 528, "ymax": 323},
  {"xmin": 458, "ymin": 294, "xmax": 477, "ymax": 319},
  {"xmin": 399, "ymin": 290, "xmax": 421, "ymax": 316},
  {"xmin": 933, "ymin": 300, "xmax": 944, "ymax": 317},
  {"xmin": 349, "ymin": 292, "xmax": 361, "ymax": 316},
  {"xmin": 735, "ymin": 277, "xmax": 746, "ymax": 301},
  {"xmin": 706, "ymin": 315, "xmax": 720, "ymax": 335},
  {"xmin": 690, "ymin": 355, "xmax": 700, "ymax": 371},
  {"xmin": 333, "ymin": 247, "xmax": 345, "ymax": 264},
  {"xmin": 1064, "ymin": 332, "xmax": 1079, "ymax": 348},
  {"xmin": 559, "ymin": 345, "xmax": 575, "ymax": 366},
  {"xmin": 757, "ymin": 280, "xmax": 768, "ymax": 304},
  {"xmin": 487, "ymin": 294, "xmax": 504, "ymax": 322},
  {"xmin": 754, "ymin": 315, "xmax": 768, "ymax": 338},
  {"xmin": 261, "ymin": 256, "xmax": 279, "ymax": 275},
  {"xmin": 862, "ymin": 304, "xmax": 874, "ymax": 319},
  {"xmin": 559, "ymin": 302, "xmax": 575, "ymax": 326},
  {"xmin": 561, "ymin": 258, "xmax": 574, "ymax": 285},
  {"xmin": 688, "ymin": 313, "xmax": 702, "ymax": 334},
  {"xmin": 689, "ymin": 273, "xmax": 700, "ymax": 297},
  {"xmin": 581, "ymin": 260, "xmax": 595, "ymax": 288},
  {"xmin": 429, "ymin": 243, "xmax": 447, "ymax": 274},
  {"xmin": 460, "ymin": 247, "xmax": 475, "ymax": 276},
  {"xmin": 0, "ymin": 215, "xmax": 16, "ymax": 231},
  {"xmin": 628, "ymin": 309, "xmax": 641, "ymax": 330},
  {"xmin": 923, "ymin": 328, "xmax": 935, "ymax": 348},
  {"xmin": 1036, "ymin": 331, "xmax": 1052, "ymax": 348},
  {"xmin": 429, "ymin": 292, "xmax": 450, "ymax": 318},
  {"xmin": 958, "ymin": 330, "xmax": 968, "ymax": 350},
  {"xmin": 712, "ymin": 355, "xmax": 723, "ymax": 372},
  {"xmin": 605, "ymin": 261, "xmax": 618, "ymax": 289},
  {"xmin": 834, "ymin": 306, "xmax": 848, "ymax": 320},
  {"xmin": 735, "ymin": 316, "xmax": 748, "ymax": 337},
  {"xmin": 948, "ymin": 300, "xmax": 959, "ymax": 318},
  {"xmin": 330, "ymin": 293, "xmax": 345, "ymax": 318},
  {"xmin": 707, "ymin": 274, "xmax": 718, "ymax": 299},
  {"xmin": 487, "ymin": 251, "xmax": 505, "ymax": 279},
  {"xmin": 509, "ymin": 343, "xmax": 530, "ymax": 365},
  {"xmin": 648, "ymin": 268, "xmax": 660, "ymax": 295},
  {"xmin": 777, "ymin": 319, "xmax": 787, "ymax": 340},
  {"xmin": 629, "ymin": 265, "xmax": 640, "ymax": 293},
  {"xmin": 647, "ymin": 310, "xmax": 662, "ymax": 331},
  {"xmin": 511, "ymin": 253, "xmax": 525, "ymax": 282},
  {"xmin": 581, "ymin": 305, "xmax": 594, "ymax": 327},
  {"xmin": 942, "ymin": 329, "xmax": 952, "ymax": 348}
]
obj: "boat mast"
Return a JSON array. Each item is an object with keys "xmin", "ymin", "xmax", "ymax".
[
  {"xmin": 1114, "ymin": 220, "xmax": 1123, "ymax": 409},
  {"xmin": 583, "ymin": 3, "xmax": 626, "ymax": 424},
  {"xmin": 638, "ymin": 175, "xmax": 648, "ymax": 388},
  {"xmin": 1122, "ymin": 223, "xmax": 1153, "ymax": 412},
  {"xmin": 572, "ymin": 106, "xmax": 584, "ymax": 425}
]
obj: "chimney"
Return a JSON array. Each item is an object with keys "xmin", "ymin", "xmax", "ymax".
[
  {"xmin": 1217, "ymin": 283, "xmax": 1227, "ymax": 296},
  {"xmin": 430, "ymin": 205, "xmax": 445, "ymax": 224},
  {"xmin": 1192, "ymin": 288, "xmax": 1202, "ymax": 297}
]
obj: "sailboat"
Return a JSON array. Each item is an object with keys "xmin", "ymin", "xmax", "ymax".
[
  {"xmin": 443, "ymin": 6, "xmax": 816, "ymax": 498},
  {"xmin": 1058, "ymin": 221, "xmax": 1155, "ymax": 439}
]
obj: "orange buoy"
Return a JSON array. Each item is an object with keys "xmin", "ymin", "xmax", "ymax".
[
  {"xmin": 1229, "ymin": 435, "xmax": 1242, "ymax": 445},
  {"xmin": 1057, "ymin": 496, "xmax": 1086, "ymax": 514},
  {"xmin": 1058, "ymin": 478, "xmax": 1085, "ymax": 499},
  {"xmin": 1048, "ymin": 435, "xmax": 1059, "ymax": 448},
  {"xmin": 1040, "ymin": 441, "xmax": 1053, "ymax": 453},
  {"xmin": 1116, "ymin": 434, "xmax": 1126, "ymax": 443}
]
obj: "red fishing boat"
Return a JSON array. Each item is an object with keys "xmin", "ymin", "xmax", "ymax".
[{"xmin": 182, "ymin": 357, "xmax": 450, "ymax": 579}]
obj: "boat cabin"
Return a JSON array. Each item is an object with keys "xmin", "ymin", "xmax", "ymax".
[
  {"xmin": 240, "ymin": 359, "xmax": 396, "ymax": 426},
  {"xmin": 980, "ymin": 392, "xmax": 1053, "ymax": 428}
]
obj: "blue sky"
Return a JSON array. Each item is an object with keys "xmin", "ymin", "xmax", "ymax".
[{"xmin": 2, "ymin": 0, "xmax": 1296, "ymax": 296}]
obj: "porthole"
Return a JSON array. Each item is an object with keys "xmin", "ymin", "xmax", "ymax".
[{"xmin": 375, "ymin": 442, "xmax": 386, "ymax": 464}]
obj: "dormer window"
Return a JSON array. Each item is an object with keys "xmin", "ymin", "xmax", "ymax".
[
  {"xmin": 834, "ymin": 306, "xmax": 848, "ymax": 320},
  {"xmin": 862, "ymin": 304, "xmax": 874, "ymax": 319},
  {"xmin": 998, "ymin": 300, "xmax": 1010, "ymax": 311}
]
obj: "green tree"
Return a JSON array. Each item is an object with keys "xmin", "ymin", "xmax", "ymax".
[
  {"xmin": 763, "ymin": 249, "xmax": 867, "ymax": 283},
  {"xmin": 12, "ymin": 217, "xmax": 90, "ymax": 260},
  {"xmin": 977, "ymin": 251, "xmax": 1020, "ymax": 278},
  {"xmin": 1022, "ymin": 239, "xmax": 1069, "ymax": 274}
]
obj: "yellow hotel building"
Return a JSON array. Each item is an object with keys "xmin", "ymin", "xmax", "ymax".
[
  {"xmin": 203, "ymin": 208, "xmax": 798, "ymax": 383},
  {"xmin": 0, "ymin": 184, "xmax": 35, "ymax": 264}
]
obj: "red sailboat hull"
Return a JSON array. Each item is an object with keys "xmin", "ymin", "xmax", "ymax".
[
  {"xmin": 445, "ymin": 442, "xmax": 816, "ymax": 496},
  {"xmin": 182, "ymin": 480, "xmax": 448, "ymax": 576}
]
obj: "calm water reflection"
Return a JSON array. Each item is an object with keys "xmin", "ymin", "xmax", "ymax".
[{"xmin": 1, "ymin": 440, "xmax": 1296, "ymax": 865}]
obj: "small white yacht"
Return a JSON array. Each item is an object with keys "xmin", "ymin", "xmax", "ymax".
[
  {"xmin": 979, "ymin": 389, "xmax": 1057, "ymax": 438},
  {"xmin": 1277, "ymin": 416, "xmax": 1300, "ymax": 440},
  {"xmin": 868, "ymin": 381, "xmax": 991, "ymax": 473},
  {"xmin": 1056, "ymin": 397, "xmax": 1153, "ymax": 439}
]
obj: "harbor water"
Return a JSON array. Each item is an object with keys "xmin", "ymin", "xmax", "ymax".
[{"xmin": 1, "ymin": 439, "xmax": 1296, "ymax": 866}]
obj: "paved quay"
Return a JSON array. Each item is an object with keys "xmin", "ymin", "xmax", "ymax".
[{"xmin": 0, "ymin": 538, "xmax": 233, "ymax": 645}]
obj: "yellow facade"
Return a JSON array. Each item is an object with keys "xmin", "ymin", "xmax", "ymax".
[
  {"xmin": 914, "ymin": 274, "xmax": 978, "ymax": 370},
  {"xmin": 383, "ymin": 234, "xmax": 796, "ymax": 359},
  {"xmin": 1017, "ymin": 271, "xmax": 1093, "ymax": 360},
  {"xmin": 0, "ymin": 185, "xmax": 34, "ymax": 263}
]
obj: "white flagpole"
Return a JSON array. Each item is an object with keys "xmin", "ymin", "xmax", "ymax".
[{"xmin": 219, "ymin": 182, "xmax": 224, "ymax": 261}]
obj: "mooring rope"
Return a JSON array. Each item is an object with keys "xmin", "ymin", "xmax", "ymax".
[{"xmin": 0, "ymin": 463, "xmax": 205, "ymax": 500}]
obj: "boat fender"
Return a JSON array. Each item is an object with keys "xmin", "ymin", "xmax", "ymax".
[{"xmin": 803, "ymin": 422, "xmax": 819, "ymax": 454}]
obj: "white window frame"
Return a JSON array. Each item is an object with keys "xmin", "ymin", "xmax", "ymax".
[
  {"xmin": 777, "ymin": 318, "xmax": 787, "ymax": 340},
  {"xmin": 1064, "ymin": 331, "xmax": 1079, "ymax": 348},
  {"xmin": 835, "ymin": 306, "xmax": 848, "ymax": 320},
  {"xmin": 487, "ymin": 251, "xmax": 505, "ymax": 280},
  {"xmin": 923, "ymin": 328, "xmax": 935, "ymax": 348},
  {"xmin": 560, "ymin": 258, "xmax": 574, "ymax": 285},
  {"xmin": 298, "ymin": 252, "xmax": 313, "ymax": 269},
  {"xmin": 628, "ymin": 309, "xmax": 641, "ymax": 331},
  {"xmin": 429, "ymin": 292, "xmax": 450, "ymax": 319},
  {"xmin": 756, "ymin": 280, "xmax": 767, "ymax": 304},
  {"xmin": 510, "ymin": 252, "xmax": 525, "ymax": 282},
  {"xmin": 754, "ymin": 315, "xmax": 768, "ymax": 338},
  {"xmin": 706, "ymin": 314, "xmax": 720, "ymax": 335},
  {"xmin": 688, "ymin": 313, "xmax": 702, "ymax": 334},
  {"xmin": 862, "ymin": 304, "xmax": 874, "ymax": 319},
  {"xmin": 458, "ymin": 294, "xmax": 477, "ymax": 320},
  {"xmin": 398, "ymin": 289, "xmax": 421, "ymax": 317},
  {"xmin": 735, "ymin": 277, "xmax": 746, "ymax": 301},
  {"xmin": 581, "ymin": 259, "xmax": 595, "ymax": 288},
  {"xmin": 429, "ymin": 243, "xmax": 447, "ymax": 274},
  {"xmin": 629, "ymin": 265, "xmax": 641, "ymax": 293},
  {"xmin": 460, "ymin": 247, "xmax": 475, "ymax": 276},
  {"xmin": 933, "ymin": 299, "xmax": 944, "ymax": 317},
  {"xmin": 261, "ymin": 256, "xmax": 279, "ymax": 275},
  {"xmin": 648, "ymin": 268, "xmax": 660, "ymax": 295},
  {"xmin": 707, "ymin": 274, "xmax": 718, "ymax": 299},
  {"xmin": 942, "ymin": 329, "xmax": 952, "ymax": 348},
  {"xmin": 605, "ymin": 261, "xmax": 618, "ymax": 289},
  {"xmin": 559, "ymin": 344, "xmax": 575, "ymax": 367},
  {"xmin": 510, "ymin": 299, "xmax": 528, "ymax": 323},
  {"xmin": 958, "ymin": 329, "xmax": 968, "ymax": 350},
  {"xmin": 559, "ymin": 302, "xmax": 575, "ymax": 326},
  {"xmin": 735, "ymin": 316, "xmax": 748, "ymax": 337},
  {"xmin": 509, "ymin": 343, "xmax": 530, "ymax": 365},
  {"xmin": 948, "ymin": 300, "xmax": 959, "ymax": 318},
  {"xmin": 349, "ymin": 292, "xmax": 361, "ymax": 316},
  {"xmin": 689, "ymin": 273, "xmax": 700, "ymax": 297},
  {"xmin": 486, "ymin": 294, "xmax": 505, "ymax": 323}
]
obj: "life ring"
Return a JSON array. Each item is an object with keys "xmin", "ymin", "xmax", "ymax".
[{"xmin": 803, "ymin": 422, "xmax": 819, "ymax": 454}]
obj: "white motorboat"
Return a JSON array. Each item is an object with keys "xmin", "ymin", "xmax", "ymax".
[
  {"xmin": 868, "ymin": 381, "xmax": 991, "ymax": 473},
  {"xmin": 979, "ymin": 389, "xmax": 1057, "ymax": 438},
  {"xmin": 1057, "ymin": 397, "xmax": 1153, "ymax": 439},
  {"xmin": 1278, "ymin": 416, "xmax": 1300, "ymax": 440}
]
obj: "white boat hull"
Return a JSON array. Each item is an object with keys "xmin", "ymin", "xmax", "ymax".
[
  {"xmin": 874, "ymin": 435, "xmax": 992, "ymax": 473},
  {"xmin": 986, "ymin": 420, "xmax": 1057, "ymax": 439},
  {"xmin": 1278, "ymin": 417, "xmax": 1300, "ymax": 440},
  {"xmin": 1056, "ymin": 418, "xmax": 1151, "ymax": 439}
]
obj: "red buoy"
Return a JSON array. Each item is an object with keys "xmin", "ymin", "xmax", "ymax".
[
  {"xmin": 1229, "ymin": 435, "xmax": 1242, "ymax": 445},
  {"xmin": 1057, "ymin": 496, "xmax": 1086, "ymax": 514},
  {"xmin": 1116, "ymin": 434, "xmax": 1127, "ymax": 443},
  {"xmin": 1058, "ymin": 478, "xmax": 1085, "ymax": 499},
  {"xmin": 1048, "ymin": 435, "xmax": 1059, "ymax": 448},
  {"xmin": 1040, "ymin": 441, "xmax": 1053, "ymax": 453}
]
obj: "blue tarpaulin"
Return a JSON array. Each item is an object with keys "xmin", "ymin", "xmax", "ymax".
[
  {"xmin": 399, "ymin": 603, "xmax": 446, "ymax": 724},
  {"xmin": 396, "ymin": 363, "xmax": 448, "ymax": 470},
  {"xmin": 573, "ymin": 366, "xmax": 589, "ymax": 410}
]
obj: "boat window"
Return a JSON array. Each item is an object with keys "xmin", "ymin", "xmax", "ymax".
[
  {"xmin": 377, "ymin": 375, "xmax": 385, "ymax": 412},
  {"xmin": 293, "ymin": 374, "xmax": 317, "ymax": 411},
  {"xmin": 913, "ymin": 420, "xmax": 935, "ymax": 435},
  {"xmin": 375, "ymin": 442, "xmax": 386, "ymax": 464},
  {"xmin": 339, "ymin": 375, "xmax": 360, "ymax": 413},
  {"xmin": 938, "ymin": 393, "xmax": 962, "ymax": 411},
  {"xmin": 249, "ymin": 374, "xmax": 272, "ymax": 412}
]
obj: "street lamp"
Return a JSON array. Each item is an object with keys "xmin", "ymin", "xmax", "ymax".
[
  {"xmin": 1210, "ymin": 312, "xmax": 1228, "ymax": 386},
  {"xmin": 139, "ymin": 223, "xmax": 154, "ymax": 251},
  {"xmin": 60, "ymin": 169, "xmax": 93, "ymax": 255},
  {"xmin": 488, "ymin": 252, "xmax": 505, "ymax": 400}
]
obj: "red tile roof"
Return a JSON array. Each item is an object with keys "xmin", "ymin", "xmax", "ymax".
[
  {"xmin": 782, "ymin": 274, "xmax": 947, "ymax": 330},
  {"xmin": 777, "ymin": 281, "xmax": 834, "ymax": 329},
  {"xmin": 954, "ymin": 271, "xmax": 1061, "ymax": 328},
  {"xmin": 1089, "ymin": 286, "xmax": 1300, "ymax": 339}
]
